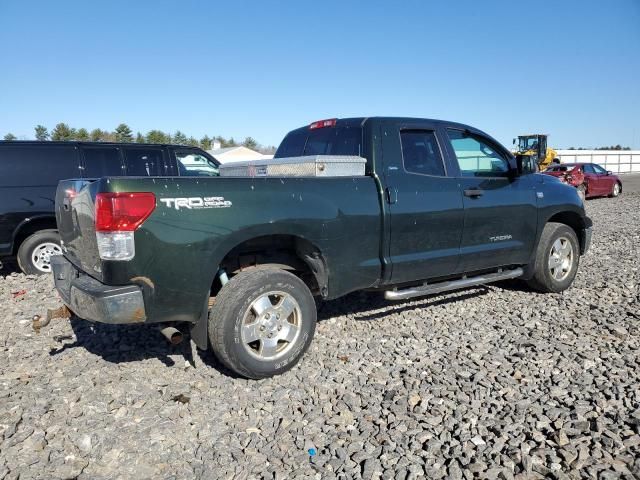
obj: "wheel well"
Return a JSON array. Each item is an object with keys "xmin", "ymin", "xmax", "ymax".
[
  {"xmin": 214, "ymin": 235, "xmax": 328, "ymax": 298},
  {"xmin": 547, "ymin": 211, "xmax": 586, "ymax": 253},
  {"xmin": 12, "ymin": 217, "xmax": 58, "ymax": 255}
]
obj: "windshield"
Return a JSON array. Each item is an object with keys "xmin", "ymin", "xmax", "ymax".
[
  {"xmin": 275, "ymin": 126, "xmax": 362, "ymax": 158},
  {"xmin": 518, "ymin": 136, "xmax": 539, "ymax": 151}
]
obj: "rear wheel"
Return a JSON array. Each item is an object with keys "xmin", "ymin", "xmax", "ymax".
[
  {"xmin": 526, "ymin": 222, "xmax": 580, "ymax": 293},
  {"xmin": 610, "ymin": 182, "xmax": 621, "ymax": 198},
  {"xmin": 16, "ymin": 230, "xmax": 62, "ymax": 275},
  {"xmin": 208, "ymin": 268, "xmax": 316, "ymax": 379}
]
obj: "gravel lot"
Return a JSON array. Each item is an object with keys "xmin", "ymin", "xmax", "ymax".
[{"xmin": 1, "ymin": 177, "xmax": 639, "ymax": 480}]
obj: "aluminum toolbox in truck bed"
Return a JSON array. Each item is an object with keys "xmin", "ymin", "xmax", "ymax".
[{"xmin": 218, "ymin": 155, "xmax": 366, "ymax": 177}]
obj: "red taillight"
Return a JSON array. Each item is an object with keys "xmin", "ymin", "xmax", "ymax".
[
  {"xmin": 309, "ymin": 118, "xmax": 337, "ymax": 130},
  {"xmin": 95, "ymin": 192, "xmax": 156, "ymax": 232}
]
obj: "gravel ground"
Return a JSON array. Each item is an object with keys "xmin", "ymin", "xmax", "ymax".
[{"xmin": 1, "ymin": 181, "xmax": 639, "ymax": 480}]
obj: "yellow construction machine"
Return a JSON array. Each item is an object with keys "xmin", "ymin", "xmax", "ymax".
[{"xmin": 513, "ymin": 134, "xmax": 559, "ymax": 172}]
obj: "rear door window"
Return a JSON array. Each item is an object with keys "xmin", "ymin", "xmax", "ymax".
[
  {"xmin": 582, "ymin": 164, "xmax": 595, "ymax": 174},
  {"xmin": 81, "ymin": 147, "xmax": 124, "ymax": 177},
  {"xmin": 123, "ymin": 147, "xmax": 165, "ymax": 176},
  {"xmin": 0, "ymin": 144, "xmax": 80, "ymax": 187},
  {"xmin": 400, "ymin": 130, "xmax": 446, "ymax": 176}
]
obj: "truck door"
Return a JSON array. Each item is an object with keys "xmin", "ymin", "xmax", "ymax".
[
  {"xmin": 381, "ymin": 122, "xmax": 464, "ymax": 284},
  {"xmin": 443, "ymin": 128, "xmax": 537, "ymax": 272}
]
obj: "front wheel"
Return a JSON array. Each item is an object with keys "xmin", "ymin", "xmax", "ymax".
[
  {"xmin": 16, "ymin": 230, "xmax": 62, "ymax": 275},
  {"xmin": 610, "ymin": 182, "xmax": 621, "ymax": 198},
  {"xmin": 208, "ymin": 268, "xmax": 316, "ymax": 379},
  {"xmin": 526, "ymin": 222, "xmax": 580, "ymax": 293}
]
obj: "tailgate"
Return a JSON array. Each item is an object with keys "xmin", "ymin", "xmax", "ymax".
[{"xmin": 55, "ymin": 179, "xmax": 103, "ymax": 279}]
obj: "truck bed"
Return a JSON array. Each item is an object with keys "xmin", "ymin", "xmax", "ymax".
[{"xmin": 56, "ymin": 175, "xmax": 382, "ymax": 324}]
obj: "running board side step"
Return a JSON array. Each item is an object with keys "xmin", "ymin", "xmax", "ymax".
[{"xmin": 384, "ymin": 267, "xmax": 524, "ymax": 301}]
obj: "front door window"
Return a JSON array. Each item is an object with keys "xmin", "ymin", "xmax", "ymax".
[{"xmin": 447, "ymin": 130, "xmax": 510, "ymax": 177}]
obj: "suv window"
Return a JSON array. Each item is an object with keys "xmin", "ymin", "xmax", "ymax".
[
  {"xmin": 447, "ymin": 130, "xmax": 510, "ymax": 177},
  {"xmin": 400, "ymin": 130, "xmax": 445, "ymax": 176},
  {"xmin": 0, "ymin": 145, "xmax": 80, "ymax": 187},
  {"xmin": 174, "ymin": 149, "xmax": 219, "ymax": 176},
  {"xmin": 123, "ymin": 147, "xmax": 165, "ymax": 176},
  {"xmin": 274, "ymin": 126, "xmax": 362, "ymax": 158},
  {"xmin": 82, "ymin": 147, "xmax": 123, "ymax": 177}
]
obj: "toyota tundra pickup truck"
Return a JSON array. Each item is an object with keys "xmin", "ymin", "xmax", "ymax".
[{"xmin": 50, "ymin": 117, "xmax": 592, "ymax": 379}]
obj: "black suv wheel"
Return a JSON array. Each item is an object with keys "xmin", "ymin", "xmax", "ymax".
[{"xmin": 16, "ymin": 230, "xmax": 62, "ymax": 275}]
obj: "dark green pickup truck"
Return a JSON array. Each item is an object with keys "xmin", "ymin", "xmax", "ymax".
[{"xmin": 51, "ymin": 117, "xmax": 592, "ymax": 378}]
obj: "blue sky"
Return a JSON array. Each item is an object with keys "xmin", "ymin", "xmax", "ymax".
[{"xmin": 1, "ymin": 0, "xmax": 639, "ymax": 148}]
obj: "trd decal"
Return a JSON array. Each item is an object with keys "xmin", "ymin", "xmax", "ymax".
[{"xmin": 160, "ymin": 197, "xmax": 232, "ymax": 210}]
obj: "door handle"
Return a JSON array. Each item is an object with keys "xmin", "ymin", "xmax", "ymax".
[
  {"xmin": 385, "ymin": 187, "xmax": 398, "ymax": 204},
  {"xmin": 463, "ymin": 188, "xmax": 484, "ymax": 198}
]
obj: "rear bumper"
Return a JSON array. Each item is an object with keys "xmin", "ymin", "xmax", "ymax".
[{"xmin": 51, "ymin": 255, "xmax": 147, "ymax": 324}]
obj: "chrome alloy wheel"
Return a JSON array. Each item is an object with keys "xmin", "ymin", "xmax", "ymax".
[
  {"xmin": 32, "ymin": 242, "xmax": 62, "ymax": 273},
  {"xmin": 241, "ymin": 291, "xmax": 302, "ymax": 361},
  {"xmin": 613, "ymin": 183, "xmax": 620, "ymax": 197},
  {"xmin": 548, "ymin": 237, "xmax": 574, "ymax": 281}
]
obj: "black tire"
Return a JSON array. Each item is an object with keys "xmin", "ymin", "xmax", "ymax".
[
  {"xmin": 16, "ymin": 230, "xmax": 62, "ymax": 275},
  {"xmin": 526, "ymin": 222, "xmax": 580, "ymax": 293},
  {"xmin": 610, "ymin": 182, "xmax": 621, "ymax": 198},
  {"xmin": 208, "ymin": 268, "xmax": 316, "ymax": 379}
]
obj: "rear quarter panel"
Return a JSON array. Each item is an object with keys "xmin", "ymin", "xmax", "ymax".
[{"xmin": 96, "ymin": 176, "xmax": 382, "ymax": 323}]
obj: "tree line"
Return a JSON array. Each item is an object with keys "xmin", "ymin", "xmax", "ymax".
[
  {"xmin": 567, "ymin": 145, "xmax": 632, "ymax": 151},
  {"xmin": 2, "ymin": 123, "xmax": 275, "ymax": 153}
]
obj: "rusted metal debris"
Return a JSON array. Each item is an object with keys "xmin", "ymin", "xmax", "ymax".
[{"xmin": 32, "ymin": 305, "xmax": 71, "ymax": 333}]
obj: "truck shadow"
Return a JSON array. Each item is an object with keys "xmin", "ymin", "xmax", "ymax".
[
  {"xmin": 51, "ymin": 317, "xmax": 240, "ymax": 377},
  {"xmin": 317, "ymin": 285, "xmax": 495, "ymax": 322},
  {"xmin": 50, "ymin": 281, "xmax": 524, "ymax": 377}
]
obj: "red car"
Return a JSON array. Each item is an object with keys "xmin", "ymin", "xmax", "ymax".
[{"xmin": 543, "ymin": 163, "xmax": 622, "ymax": 200}]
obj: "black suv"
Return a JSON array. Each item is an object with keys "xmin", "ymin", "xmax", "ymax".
[{"xmin": 0, "ymin": 141, "xmax": 219, "ymax": 274}]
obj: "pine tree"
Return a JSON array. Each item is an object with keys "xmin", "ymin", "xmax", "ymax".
[
  {"xmin": 135, "ymin": 132, "xmax": 145, "ymax": 143},
  {"xmin": 90, "ymin": 128, "xmax": 104, "ymax": 141},
  {"xmin": 146, "ymin": 130, "xmax": 170, "ymax": 144},
  {"xmin": 173, "ymin": 131, "xmax": 188, "ymax": 145},
  {"xmin": 200, "ymin": 135, "xmax": 212, "ymax": 150},
  {"xmin": 76, "ymin": 128, "xmax": 89, "ymax": 141},
  {"xmin": 3, "ymin": 133, "xmax": 17, "ymax": 141},
  {"xmin": 51, "ymin": 123, "xmax": 75, "ymax": 141},
  {"xmin": 243, "ymin": 136, "xmax": 258, "ymax": 150},
  {"xmin": 34, "ymin": 125, "xmax": 49, "ymax": 141},
  {"xmin": 114, "ymin": 123, "xmax": 133, "ymax": 143}
]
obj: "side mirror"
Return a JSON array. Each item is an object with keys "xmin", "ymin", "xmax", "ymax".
[
  {"xmin": 512, "ymin": 138, "xmax": 516, "ymax": 145},
  {"xmin": 607, "ymin": 170, "xmax": 612, "ymax": 176}
]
